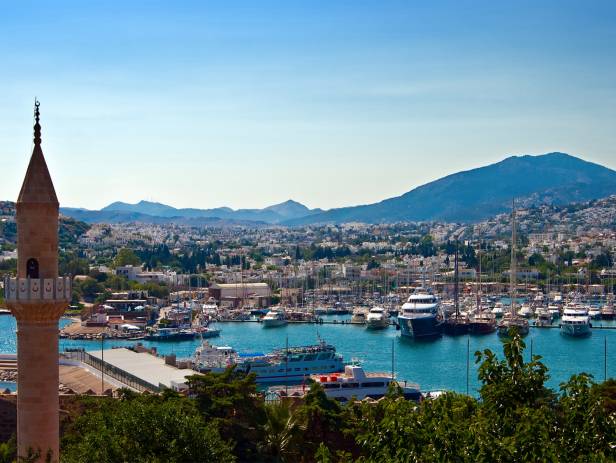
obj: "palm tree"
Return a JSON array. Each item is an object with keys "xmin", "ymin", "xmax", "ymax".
[{"xmin": 259, "ymin": 400, "xmax": 305, "ymax": 462}]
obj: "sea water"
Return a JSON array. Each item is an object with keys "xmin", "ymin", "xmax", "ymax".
[{"xmin": 0, "ymin": 315, "xmax": 614, "ymax": 395}]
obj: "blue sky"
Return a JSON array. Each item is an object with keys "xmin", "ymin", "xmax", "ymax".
[{"xmin": 1, "ymin": 1, "xmax": 615, "ymax": 210}]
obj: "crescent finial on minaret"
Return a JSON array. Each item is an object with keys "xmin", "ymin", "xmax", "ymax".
[{"xmin": 34, "ymin": 99, "xmax": 41, "ymax": 146}]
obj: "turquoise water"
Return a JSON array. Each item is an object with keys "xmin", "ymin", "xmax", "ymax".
[
  {"xmin": 1, "ymin": 315, "xmax": 615, "ymax": 394},
  {"xmin": 0, "ymin": 381, "xmax": 16, "ymax": 392}
]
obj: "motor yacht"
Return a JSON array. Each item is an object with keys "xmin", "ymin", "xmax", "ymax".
[
  {"xmin": 365, "ymin": 307, "xmax": 389, "ymax": 330},
  {"xmin": 262, "ymin": 309, "xmax": 288, "ymax": 328},
  {"xmin": 398, "ymin": 287, "xmax": 443, "ymax": 339},
  {"xmin": 491, "ymin": 302, "xmax": 505, "ymax": 318},
  {"xmin": 560, "ymin": 306, "xmax": 591, "ymax": 337}
]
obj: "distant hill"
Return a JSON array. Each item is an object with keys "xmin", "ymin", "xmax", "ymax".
[
  {"xmin": 285, "ymin": 153, "xmax": 616, "ymax": 225},
  {"xmin": 61, "ymin": 199, "xmax": 321, "ymax": 225}
]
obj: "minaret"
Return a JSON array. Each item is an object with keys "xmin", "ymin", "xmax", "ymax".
[{"xmin": 4, "ymin": 101, "xmax": 71, "ymax": 462}]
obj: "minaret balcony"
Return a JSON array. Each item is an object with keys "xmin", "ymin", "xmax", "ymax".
[{"xmin": 3, "ymin": 276, "xmax": 71, "ymax": 302}]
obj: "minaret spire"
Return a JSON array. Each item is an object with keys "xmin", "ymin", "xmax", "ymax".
[
  {"xmin": 34, "ymin": 99, "xmax": 41, "ymax": 146},
  {"xmin": 17, "ymin": 99, "xmax": 58, "ymax": 205}
]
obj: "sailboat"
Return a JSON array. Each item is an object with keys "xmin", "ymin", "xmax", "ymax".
[
  {"xmin": 498, "ymin": 200, "xmax": 530, "ymax": 337},
  {"xmin": 443, "ymin": 240, "xmax": 469, "ymax": 335},
  {"xmin": 468, "ymin": 242, "xmax": 496, "ymax": 335}
]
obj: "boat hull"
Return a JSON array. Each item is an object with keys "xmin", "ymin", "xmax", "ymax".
[
  {"xmin": 560, "ymin": 323, "xmax": 591, "ymax": 337},
  {"xmin": 262, "ymin": 319, "xmax": 287, "ymax": 328},
  {"xmin": 399, "ymin": 315, "xmax": 442, "ymax": 339},
  {"xmin": 443, "ymin": 320, "xmax": 468, "ymax": 336},
  {"xmin": 469, "ymin": 322, "xmax": 496, "ymax": 335}
]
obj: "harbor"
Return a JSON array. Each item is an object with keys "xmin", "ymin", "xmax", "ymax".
[{"xmin": 1, "ymin": 313, "xmax": 615, "ymax": 394}]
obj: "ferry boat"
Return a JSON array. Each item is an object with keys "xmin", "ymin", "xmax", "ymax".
[
  {"xmin": 145, "ymin": 327, "xmax": 197, "ymax": 341},
  {"xmin": 398, "ymin": 288, "xmax": 443, "ymax": 339},
  {"xmin": 262, "ymin": 309, "xmax": 288, "ymax": 328},
  {"xmin": 560, "ymin": 306, "xmax": 591, "ymax": 337},
  {"xmin": 365, "ymin": 307, "xmax": 389, "ymax": 330},
  {"xmin": 270, "ymin": 364, "xmax": 421, "ymax": 402},
  {"xmin": 194, "ymin": 340, "xmax": 345, "ymax": 384}
]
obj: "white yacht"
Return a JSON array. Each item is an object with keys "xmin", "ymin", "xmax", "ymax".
[
  {"xmin": 548, "ymin": 304, "xmax": 561, "ymax": 319},
  {"xmin": 262, "ymin": 309, "xmax": 288, "ymax": 328},
  {"xmin": 519, "ymin": 304, "xmax": 533, "ymax": 319},
  {"xmin": 271, "ymin": 364, "xmax": 421, "ymax": 402},
  {"xmin": 491, "ymin": 302, "xmax": 505, "ymax": 318},
  {"xmin": 560, "ymin": 306, "xmax": 591, "ymax": 337},
  {"xmin": 365, "ymin": 307, "xmax": 389, "ymax": 330}
]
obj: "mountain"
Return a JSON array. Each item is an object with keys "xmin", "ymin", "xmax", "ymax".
[
  {"xmin": 285, "ymin": 152, "xmax": 616, "ymax": 225},
  {"xmin": 61, "ymin": 199, "xmax": 320, "ymax": 225}
]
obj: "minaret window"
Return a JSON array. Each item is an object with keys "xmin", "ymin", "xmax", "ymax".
[{"xmin": 26, "ymin": 258, "xmax": 39, "ymax": 279}]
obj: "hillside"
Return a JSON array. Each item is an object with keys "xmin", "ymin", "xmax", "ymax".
[{"xmin": 286, "ymin": 153, "xmax": 616, "ymax": 225}]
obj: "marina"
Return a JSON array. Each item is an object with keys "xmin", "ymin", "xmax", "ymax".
[{"xmin": 1, "ymin": 314, "xmax": 615, "ymax": 394}]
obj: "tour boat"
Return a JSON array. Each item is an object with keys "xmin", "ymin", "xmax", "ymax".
[
  {"xmin": 194, "ymin": 340, "xmax": 345, "ymax": 384},
  {"xmin": 560, "ymin": 306, "xmax": 591, "ymax": 337},
  {"xmin": 262, "ymin": 309, "xmax": 288, "ymax": 328},
  {"xmin": 365, "ymin": 307, "xmax": 389, "ymax": 330},
  {"xmin": 145, "ymin": 327, "xmax": 197, "ymax": 341},
  {"xmin": 398, "ymin": 287, "xmax": 443, "ymax": 339},
  {"xmin": 270, "ymin": 364, "xmax": 421, "ymax": 402}
]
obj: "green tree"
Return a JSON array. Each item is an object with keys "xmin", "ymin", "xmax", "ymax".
[
  {"xmin": 61, "ymin": 392, "xmax": 234, "ymax": 463},
  {"xmin": 113, "ymin": 248, "xmax": 140, "ymax": 268}
]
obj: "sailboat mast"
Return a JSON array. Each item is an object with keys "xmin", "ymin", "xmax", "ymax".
[
  {"xmin": 454, "ymin": 241, "xmax": 460, "ymax": 317},
  {"xmin": 510, "ymin": 200, "xmax": 517, "ymax": 315}
]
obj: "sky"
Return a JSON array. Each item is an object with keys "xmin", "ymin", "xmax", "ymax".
[{"xmin": 1, "ymin": 1, "xmax": 615, "ymax": 211}]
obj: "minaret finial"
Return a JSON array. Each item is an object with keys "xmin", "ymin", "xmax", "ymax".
[{"xmin": 34, "ymin": 99, "xmax": 41, "ymax": 146}]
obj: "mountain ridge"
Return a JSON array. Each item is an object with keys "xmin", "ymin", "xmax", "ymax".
[{"xmin": 56, "ymin": 152, "xmax": 616, "ymax": 225}]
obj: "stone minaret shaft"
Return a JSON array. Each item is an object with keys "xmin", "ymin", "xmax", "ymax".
[{"xmin": 5, "ymin": 101, "xmax": 71, "ymax": 462}]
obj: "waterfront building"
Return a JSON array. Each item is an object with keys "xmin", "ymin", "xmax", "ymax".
[{"xmin": 3, "ymin": 102, "xmax": 71, "ymax": 460}]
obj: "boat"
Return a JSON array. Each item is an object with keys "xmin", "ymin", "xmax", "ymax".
[
  {"xmin": 560, "ymin": 306, "xmax": 591, "ymax": 337},
  {"xmin": 548, "ymin": 304, "xmax": 561, "ymax": 319},
  {"xmin": 497, "ymin": 200, "xmax": 529, "ymax": 337},
  {"xmin": 468, "ymin": 310, "xmax": 496, "ymax": 335},
  {"xmin": 398, "ymin": 287, "xmax": 443, "ymax": 339},
  {"xmin": 600, "ymin": 304, "xmax": 615, "ymax": 320},
  {"xmin": 588, "ymin": 307, "xmax": 602, "ymax": 320},
  {"xmin": 491, "ymin": 302, "xmax": 505, "ymax": 318},
  {"xmin": 144, "ymin": 327, "xmax": 197, "ymax": 341},
  {"xmin": 351, "ymin": 307, "xmax": 368, "ymax": 324},
  {"xmin": 0, "ymin": 309, "xmax": 11, "ymax": 316},
  {"xmin": 262, "ymin": 309, "xmax": 288, "ymax": 328},
  {"xmin": 270, "ymin": 364, "xmax": 421, "ymax": 402},
  {"xmin": 534, "ymin": 308, "xmax": 553, "ymax": 327},
  {"xmin": 365, "ymin": 307, "xmax": 389, "ymax": 330},
  {"xmin": 198, "ymin": 326, "xmax": 221, "ymax": 338},
  {"xmin": 194, "ymin": 340, "xmax": 345, "ymax": 384},
  {"xmin": 443, "ymin": 242, "xmax": 469, "ymax": 336},
  {"xmin": 519, "ymin": 304, "xmax": 533, "ymax": 319}
]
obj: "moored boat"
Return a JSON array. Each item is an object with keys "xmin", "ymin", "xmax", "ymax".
[
  {"xmin": 560, "ymin": 306, "xmax": 591, "ymax": 337},
  {"xmin": 398, "ymin": 287, "xmax": 443, "ymax": 339},
  {"xmin": 365, "ymin": 307, "xmax": 389, "ymax": 330},
  {"xmin": 262, "ymin": 309, "xmax": 288, "ymax": 328},
  {"xmin": 271, "ymin": 364, "xmax": 421, "ymax": 402}
]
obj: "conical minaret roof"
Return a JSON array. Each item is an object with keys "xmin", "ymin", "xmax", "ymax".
[{"xmin": 17, "ymin": 100, "xmax": 59, "ymax": 205}]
